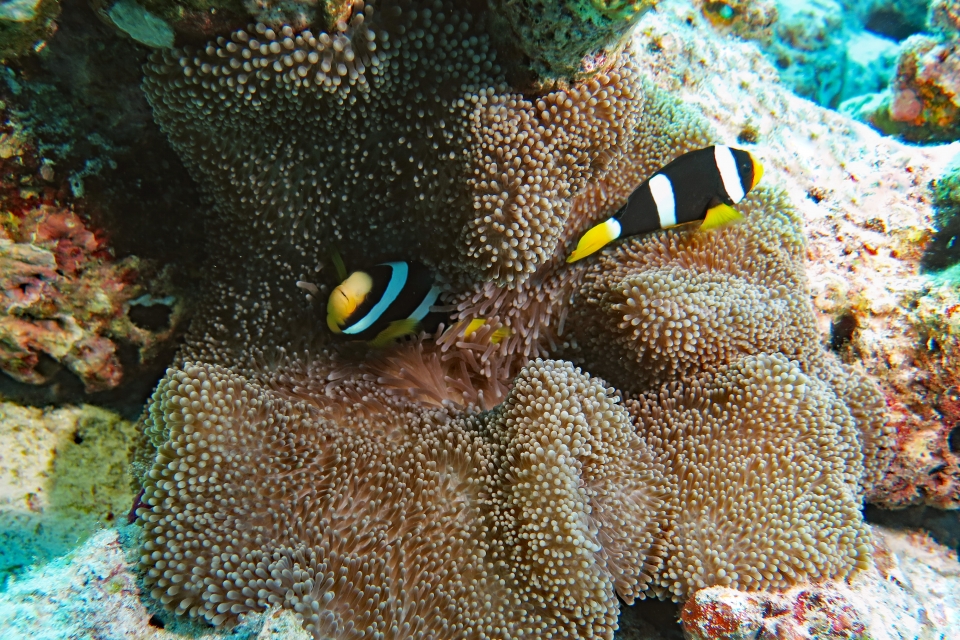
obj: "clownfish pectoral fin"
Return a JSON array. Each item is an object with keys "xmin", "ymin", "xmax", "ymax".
[
  {"xmin": 368, "ymin": 317, "xmax": 421, "ymax": 348},
  {"xmin": 701, "ymin": 203, "xmax": 744, "ymax": 231},
  {"xmin": 566, "ymin": 218, "xmax": 622, "ymax": 263},
  {"xmin": 464, "ymin": 318, "xmax": 512, "ymax": 344}
]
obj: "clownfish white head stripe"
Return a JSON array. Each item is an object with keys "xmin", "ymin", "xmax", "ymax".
[
  {"xmin": 342, "ymin": 262, "xmax": 408, "ymax": 335},
  {"xmin": 327, "ymin": 260, "xmax": 496, "ymax": 348},
  {"xmin": 567, "ymin": 145, "xmax": 764, "ymax": 263},
  {"xmin": 714, "ymin": 145, "xmax": 745, "ymax": 204}
]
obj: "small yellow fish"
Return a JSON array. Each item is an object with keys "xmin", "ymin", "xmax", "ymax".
[{"xmin": 463, "ymin": 318, "xmax": 511, "ymax": 344}]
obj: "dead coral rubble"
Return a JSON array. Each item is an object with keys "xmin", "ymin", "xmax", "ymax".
[{"xmin": 0, "ymin": 111, "xmax": 174, "ymax": 392}]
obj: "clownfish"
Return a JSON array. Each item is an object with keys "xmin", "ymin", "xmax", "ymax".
[
  {"xmin": 327, "ymin": 261, "xmax": 442, "ymax": 348},
  {"xmin": 567, "ymin": 145, "xmax": 764, "ymax": 263}
]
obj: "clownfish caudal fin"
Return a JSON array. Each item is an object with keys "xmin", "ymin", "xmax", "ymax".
[
  {"xmin": 464, "ymin": 318, "xmax": 512, "ymax": 344},
  {"xmin": 368, "ymin": 317, "xmax": 421, "ymax": 348},
  {"xmin": 751, "ymin": 158, "xmax": 764, "ymax": 189},
  {"xmin": 330, "ymin": 247, "xmax": 348, "ymax": 282},
  {"xmin": 567, "ymin": 218, "xmax": 622, "ymax": 263},
  {"xmin": 701, "ymin": 203, "xmax": 744, "ymax": 231}
]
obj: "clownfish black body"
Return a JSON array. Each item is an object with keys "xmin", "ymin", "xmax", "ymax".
[
  {"xmin": 327, "ymin": 261, "xmax": 442, "ymax": 347},
  {"xmin": 567, "ymin": 145, "xmax": 764, "ymax": 263}
]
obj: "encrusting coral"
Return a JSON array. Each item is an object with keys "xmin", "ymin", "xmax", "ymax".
[
  {"xmin": 137, "ymin": 359, "xmax": 669, "ymax": 637},
  {"xmin": 0, "ymin": 105, "xmax": 182, "ymax": 393},
  {"xmin": 135, "ymin": 0, "xmax": 897, "ymax": 636},
  {"xmin": 485, "ymin": 0, "xmax": 656, "ymax": 81}
]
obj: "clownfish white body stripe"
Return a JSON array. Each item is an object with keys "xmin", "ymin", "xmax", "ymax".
[
  {"xmin": 567, "ymin": 145, "xmax": 764, "ymax": 263},
  {"xmin": 649, "ymin": 173, "xmax": 677, "ymax": 228},
  {"xmin": 714, "ymin": 145, "xmax": 746, "ymax": 204}
]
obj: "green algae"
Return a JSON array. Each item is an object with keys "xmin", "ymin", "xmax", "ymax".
[
  {"xmin": 0, "ymin": 0, "xmax": 58, "ymax": 59},
  {"xmin": 0, "ymin": 404, "xmax": 138, "ymax": 589},
  {"xmin": 488, "ymin": 0, "xmax": 656, "ymax": 81}
]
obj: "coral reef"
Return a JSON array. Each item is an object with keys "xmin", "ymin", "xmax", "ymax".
[
  {"xmin": 0, "ymin": 0, "xmax": 952, "ymax": 636},
  {"xmin": 486, "ymin": 0, "xmax": 656, "ymax": 81},
  {"xmin": 837, "ymin": 0, "xmax": 960, "ymax": 142},
  {"xmin": 680, "ymin": 526, "xmax": 960, "ymax": 639},
  {"xmin": 126, "ymin": 2, "xmax": 914, "ymax": 637},
  {"xmin": 846, "ymin": 32, "xmax": 960, "ymax": 142},
  {"xmin": 0, "ymin": 0, "xmax": 59, "ymax": 60},
  {"xmin": 0, "ymin": 102, "xmax": 186, "ymax": 394},
  {"xmin": 696, "ymin": 0, "xmax": 903, "ymax": 109},
  {"xmin": 0, "ymin": 401, "xmax": 137, "ymax": 586},
  {"xmin": 639, "ymin": 0, "xmax": 960, "ymax": 508}
]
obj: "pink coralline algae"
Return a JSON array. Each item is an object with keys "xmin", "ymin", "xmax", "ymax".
[
  {"xmin": 853, "ymin": 32, "xmax": 960, "ymax": 142},
  {"xmin": 0, "ymin": 112, "xmax": 176, "ymax": 392},
  {"xmin": 682, "ymin": 587, "xmax": 867, "ymax": 640},
  {"xmin": 0, "ymin": 205, "xmax": 136, "ymax": 391},
  {"xmin": 678, "ymin": 527, "xmax": 960, "ymax": 639}
]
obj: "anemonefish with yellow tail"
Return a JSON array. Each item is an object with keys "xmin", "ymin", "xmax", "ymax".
[
  {"xmin": 567, "ymin": 145, "xmax": 764, "ymax": 263},
  {"xmin": 327, "ymin": 261, "xmax": 442, "ymax": 348}
]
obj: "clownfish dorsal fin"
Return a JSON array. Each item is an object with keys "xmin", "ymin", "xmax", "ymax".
[
  {"xmin": 368, "ymin": 317, "xmax": 421, "ymax": 348},
  {"xmin": 701, "ymin": 203, "xmax": 744, "ymax": 231},
  {"xmin": 330, "ymin": 247, "xmax": 348, "ymax": 282}
]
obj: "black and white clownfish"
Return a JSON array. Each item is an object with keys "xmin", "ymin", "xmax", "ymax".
[
  {"xmin": 327, "ymin": 261, "xmax": 443, "ymax": 348},
  {"xmin": 567, "ymin": 145, "xmax": 764, "ymax": 263}
]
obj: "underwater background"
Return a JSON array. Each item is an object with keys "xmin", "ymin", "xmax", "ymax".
[{"xmin": 0, "ymin": 0, "xmax": 959, "ymax": 637}]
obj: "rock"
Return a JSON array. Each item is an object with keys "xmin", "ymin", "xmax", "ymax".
[
  {"xmin": 0, "ymin": 402, "xmax": 138, "ymax": 587},
  {"xmin": 105, "ymin": 1, "xmax": 173, "ymax": 48},
  {"xmin": 841, "ymin": 29, "xmax": 901, "ymax": 104},
  {"xmin": 854, "ymin": 34, "xmax": 960, "ymax": 142},
  {"xmin": 697, "ymin": 0, "xmax": 902, "ymax": 108},
  {"xmin": 680, "ymin": 526, "xmax": 960, "ymax": 639},
  {"xmin": 0, "ymin": 0, "xmax": 59, "ymax": 59},
  {"xmin": 486, "ymin": 0, "xmax": 656, "ymax": 82},
  {"xmin": 0, "ymin": 526, "xmax": 363, "ymax": 638}
]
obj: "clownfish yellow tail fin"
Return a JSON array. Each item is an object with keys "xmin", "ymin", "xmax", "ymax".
[
  {"xmin": 369, "ymin": 318, "xmax": 421, "ymax": 348},
  {"xmin": 751, "ymin": 158, "xmax": 764, "ymax": 190},
  {"xmin": 701, "ymin": 203, "xmax": 744, "ymax": 231},
  {"xmin": 330, "ymin": 247, "xmax": 348, "ymax": 282},
  {"xmin": 567, "ymin": 218, "xmax": 622, "ymax": 263}
]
